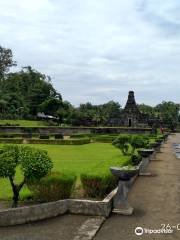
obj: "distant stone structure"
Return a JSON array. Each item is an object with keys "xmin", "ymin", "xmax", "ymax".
[
  {"xmin": 120, "ymin": 91, "xmax": 149, "ymax": 127},
  {"xmin": 107, "ymin": 91, "xmax": 149, "ymax": 127}
]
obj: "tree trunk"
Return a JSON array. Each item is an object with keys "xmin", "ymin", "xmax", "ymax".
[
  {"xmin": 9, "ymin": 176, "xmax": 25, "ymax": 208},
  {"xmin": 12, "ymin": 188, "xmax": 19, "ymax": 208}
]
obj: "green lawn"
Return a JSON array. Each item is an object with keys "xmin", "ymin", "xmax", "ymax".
[
  {"xmin": 0, "ymin": 143, "xmax": 130, "ymax": 200},
  {"xmin": 0, "ymin": 120, "xmax": 48, "ymax": 127}
]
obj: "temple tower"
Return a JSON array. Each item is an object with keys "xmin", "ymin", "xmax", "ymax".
[
  {"xmin": 124, "ymin": 91, "xmax": 140, "ymax": 114},
  {"xmin": 121, "ymin": 91, "xmax": 147, "ymax": 127}
]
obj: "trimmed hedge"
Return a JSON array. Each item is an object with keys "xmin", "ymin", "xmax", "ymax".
[
  {"xmin": 80, "ymin": 173, "xmax": 118, "ymax": 198},
  {"xmin": 29, "ymin": 172, "xmax": 76, "ymax": 202},
  {"xmin": 0, "ymin": 138, "xmax": 90, "ymax": 145},
  {"xmin": 28, "ymin": 138, "xmax": 90, "ymax": 145},
  {"xmin": 0, "ymin": 138, "xmax": 23, "ymax": 144},
  {"xmin": 92, "ymin": 136, "xmax": 116, "ymax": 143},
  {"xmin": 0, "ymin": 133, "xmax": 39, "ymax": 138}
]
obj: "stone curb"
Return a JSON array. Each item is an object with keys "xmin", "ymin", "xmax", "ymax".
[{"xmin": 73, "ymin": 217, "xmax": 105, "ymax": 240}]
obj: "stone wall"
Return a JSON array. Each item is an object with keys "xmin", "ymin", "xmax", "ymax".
[
  {"xmin": 0, "ymin": 174, "xmax": 139, "ymax": 226},
  {"xmin": 0, "ymin": 126, "xmax": 152, "ymax": 135}
]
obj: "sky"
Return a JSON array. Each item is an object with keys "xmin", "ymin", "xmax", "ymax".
[{"xmin": 0, "ymin": 0, "xmax": 180, "ymax": 107}]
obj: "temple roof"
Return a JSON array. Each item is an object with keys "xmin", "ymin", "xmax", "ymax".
[{"xmin": 124, "ymin": 91, "xmax": 140, "ymax": 113}]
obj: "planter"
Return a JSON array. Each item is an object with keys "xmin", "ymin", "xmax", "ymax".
[
  {"xmin": 138, "ymin": 157, "xmax": 150, "ymax": 174},
  {"xmin": 137, "ymin": 149, "xmax": 154, "ymax": 158},
  {"xmin": 110, "ymin": 167, "xmax": 138, "ymax": 215},
  {"xmin": 110, "ymin": 167, "xmax": 138, "ymax": 181},
  {"xmin": 150, "ymin": 142, "xmax": 161, "ymax": 152}
]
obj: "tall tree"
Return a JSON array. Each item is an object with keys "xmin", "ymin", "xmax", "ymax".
[{"xmin": 0, "ymin": 46, "xmax": 16, "ymax": 79}]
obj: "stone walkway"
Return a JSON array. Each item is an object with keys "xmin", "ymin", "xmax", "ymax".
[
  {"xmin": 0, "ymin": 214, "xmax": 90, "ymax": 240},
  {"xmin": 95, "ymin": 133, "xmax": 180, "ymax": 240}
]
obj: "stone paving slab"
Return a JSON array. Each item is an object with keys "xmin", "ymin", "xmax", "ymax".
[
  {"xmin": 73, "ymin": 217, "xmax": 105, "ymax": 240},
  {"xmin": 0, "ymin": 214, "xmax": 89, "ymax": 240},
  {"xmin": 95, "ymin": 134, "xmax": 180, "ymax": 240}
]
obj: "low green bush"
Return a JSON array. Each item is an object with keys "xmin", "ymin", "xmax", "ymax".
[
  {"xmin": 29, "ymin": 171, "xmax": 77, "ymax": 202},
  {"xmin": 80, "ymin": 173, "xmax": 118, "ymax": 198},
  {"xmin": 130, "ymin": 154, "xmax": 142, "ymax": 166},
  {"xmin": 0, "ymin": 138, "xmax": 23, "ymax": 144},
  {"xmin": 112, "ymin": 135, "xmax": 130, "ymax": 155},
  {"xmin": 0, "ymin": 134, "xmax": 16, "ymax": 138},
  {"xmin": 130, "ymin": 135, "xmax": 149, "ymax": 153},
  {"xmin": 28, "ymin": 138, "xmax": 90, "ymax": 145}
]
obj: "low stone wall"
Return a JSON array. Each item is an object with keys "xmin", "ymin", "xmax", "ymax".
[
  {"xmin": 0, "ymin": 126, "xmax": 152, "ymax": 135},
  {"xmin": 0, "ymin": 175, "xmax": 139, "ymax": 226},
  {"xmin": 0, "ymin": 200, "xmax": 67, "ymax": 226},
  {"xmin": 0, "ymin": 195, "xmax": 114, "ymax": 226}
]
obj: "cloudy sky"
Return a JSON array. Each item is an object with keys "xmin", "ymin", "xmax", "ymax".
[{"xmin": 0, "ymin": 0, "xmax": 180, "ymax": 106}]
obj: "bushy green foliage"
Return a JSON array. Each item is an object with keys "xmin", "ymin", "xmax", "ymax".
[
  {"xmin": 0, "ymin": 145, "xmax": 19, "ymax": 178},
  {"xmin": 80, "ymin": 173, "xmax": 118, "ymax": 198},
  {"xmin": 19, "ymin": 146, "xmax": 53, "ymax": 182},
  {"xmin": 29, "ymin": 171, "xmax": 76, "ymax": 202},
  {"xmin": 112, "ymin": 135, "xmax": 130, "ymax": 155},
  {"xmin": 0, "ymin": 145, "xmax": 53, "ymax": 207},
  {"xmin": 130, "ymin": 154, "xmax": 142, "ymax": 166},
  {"xmin": 130, "ymin": 135, "xmax": 149, "ymax": 153}
]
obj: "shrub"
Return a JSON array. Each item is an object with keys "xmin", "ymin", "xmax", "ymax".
[
  {"xmin": 92, "ymin": 136, "xmax": 116, "ymax": 143},
  {"xmin": 130, "ymin": 154, "xmax": 142, "ymax": 166},
  {"xmin": 130, "ymin": 135, "xmax": 149, "ymax": 154},
  {"xmin": 29, "ymin": 172, "xmax": 76, "ymax": 202},
  {"xmin": 0, "ymin": 145, "xmax": 53, "ymax": 207},
  {"xmin": 112, "ymin": 135, "xmax": 130, "ymax": 155},
  {"xmin": 80, "ymin": 173, "xmax": 118, "ymax": 198},
  {"xmin": 0, "ymin": 138, "xmax": 23, "ymax": 144},
  {"xmin": 28, "ymin": 138, "xmax": 90, "ymax": 145}
]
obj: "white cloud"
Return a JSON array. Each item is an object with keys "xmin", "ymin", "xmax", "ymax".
[{"xmin": 0, "ymin": 0, "xmax": 180, "ymax": 106}]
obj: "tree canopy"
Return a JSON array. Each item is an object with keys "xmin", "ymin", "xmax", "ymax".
[{"xmin": 0, "ymin": 145, "xmax": 53, "ymax": 207}]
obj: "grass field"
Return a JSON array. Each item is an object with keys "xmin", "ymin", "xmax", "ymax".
[
  {"xmin": 0, "ymin": 143, "xmax": 130, "ymax": 200},
  {"xmin": 0, "ymin": 120, "xmax": 48, "ymax": 127}
]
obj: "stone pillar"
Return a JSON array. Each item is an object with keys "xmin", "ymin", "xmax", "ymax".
[{"xmin": 113, "ymin": 180, "xmax": 133, "ymax": 215}]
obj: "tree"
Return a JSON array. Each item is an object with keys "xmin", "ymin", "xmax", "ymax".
[
  {"xmin": 130, "ymin": 135, "xmax": 149, "ymax": 154},
  {"xmin": 0, "ymin": 46, "xmax": 16, "ymax": 79},
  {"xmin": 0, "ymin": 145, "xmax": 53, "ymax": 207},
  {"xmin": 155, "ymin": 101, "xmax": 180, "ymax": 130},
  {"xmin": 39, "ymin": 98, "xmax": 62, "ymax": 116},
  {"xmin": 138, "ymin": 104, "xmax": 156, "ymax": 117},
  {"xmin": 112, "ymin": 136, "xmax": 130, "ymax": 155},
  {"xmin": 0, "ymin": 66, "xmax": 62, "ymax": 119}
]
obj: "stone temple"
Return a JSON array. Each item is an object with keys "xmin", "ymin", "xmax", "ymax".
[
  {"xmin": 108, "ymin": 91, "xmax": 152, "ymax": 127},
  {"xmin": 120, "ymin": 91, "xmax": 149, "ymax": 127}
]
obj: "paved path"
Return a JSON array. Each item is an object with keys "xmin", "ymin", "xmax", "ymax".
[
  {"xmin": 95, "ymin": 134, "xmax": 180, "ymax": 240},
  {"xmin": 0, "ymin": 214, "xmax": 90, "ymax": 240}
]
